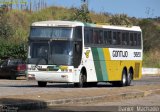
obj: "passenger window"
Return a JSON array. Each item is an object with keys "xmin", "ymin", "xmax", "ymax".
[
  {"xmin": 74, "ymin": 26, "xmax": 82, "ymax": 40},
  {"xmin": 104, "ymin": 31, "xmax": 112, "ymax": 45},
  {"xmin": 137, "ymin": 33, "xmax": 141, "ymax": 47},
  {"xmin": 133, "ymin": 33, "xmax": 138, "ymax": 46},
  {"xmin": 122, "ymin": 32, "xmax": 127, "ymax": 45},
  {"xmin": 130, "ymin": 33, "xmax": 134, "ymax": 46},
  {"xmin": 117, "ymin": 32, "xmax": 121, "ymax": 45},
  {"xmin": 98, "ymin": 30, "xmax": 103, "ymax": 44},
  {"xmin": 84, "ymin": 28, "xmax": 89, "ymax": 44},
  {"xmin": 93, "ymin": 30, "xmax": 98, "ymax": 44},
  {"xmin": 122, "ymin": 32, "xmax": 129, "ymax": 46},
  {"xmin": 112, "ymin": 32, "xmax": 117, "ymax": 45}
]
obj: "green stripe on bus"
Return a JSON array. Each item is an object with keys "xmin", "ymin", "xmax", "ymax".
[
  {"xmin": 97, "ymin": 48, "xmax": 108, "ymax": 81},
  {"xmin": 91, "ymin": 48, "xmax": 103, "ymax": 81}
]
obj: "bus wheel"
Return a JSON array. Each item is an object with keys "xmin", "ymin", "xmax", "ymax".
[
  {"xmin": 74, "ymin": 72, "xmax": 86, "ymax": 88},
  {"xmin": 120, "ymin": 70, "xmax": 127, "ymax": 87},
  {"xmin": 126, "ymin": 72, "xmax": 132, "ymax": 86},
  {"xmin": 38, "ymin": 81, "xmax": 47, "ymax": 87}
]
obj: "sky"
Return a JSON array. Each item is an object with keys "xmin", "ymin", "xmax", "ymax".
[{"xmin": 46, "ymin": 0, "xmax": 160, "ymax": 18}]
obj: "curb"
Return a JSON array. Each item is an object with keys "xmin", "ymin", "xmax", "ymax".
[{"xmin": 3, "ymin": 89, "xmax": 160, "ymax": 111}]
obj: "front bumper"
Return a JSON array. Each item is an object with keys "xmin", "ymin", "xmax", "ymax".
[{"xmin": 27, "ymin": 71, "xmax": 74, "ymax": 82}]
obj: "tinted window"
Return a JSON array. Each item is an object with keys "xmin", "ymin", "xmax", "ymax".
[
  {"xmin": 74, "ymin": 26, "xmax": 82, "ymax": 40},
  {"xmin": 30, "ymin": 27, "xmax": 72, "ymax": 39}
]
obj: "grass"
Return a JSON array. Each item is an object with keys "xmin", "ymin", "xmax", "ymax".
[{"xmin": 143, "ymin": 50, "xmax": 160, "ymax": 68}]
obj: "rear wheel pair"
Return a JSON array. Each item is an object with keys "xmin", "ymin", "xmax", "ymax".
[{"xmin": 112, "ymin": 69, "xmax": 132, "ymax": 87}]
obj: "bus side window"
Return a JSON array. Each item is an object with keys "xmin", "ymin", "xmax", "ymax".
[
  {"xmin": 104, "ymin": 31, "xmax": 108, "ymax": 45},
  {"xmin": 89, "ymin": 29, "xmax": 93, "ymax": 44},
  {"xmin": 112, "ymin": 32, "xmax": 117, "ymax": 45},
  {"xmin": 122, "ymin": 32, "xmax": 129, "ymax": 46},
  {"xmin": 108, "ymin": 31, "xmax": 112, "ymax": 45},
  {"xmin": 98, "ymin": 30, "xmax": 103, "ymax": 44},
  {"xmin": 93, "ymin": 30, "xmax": 98, "ymax": 44},
  {"xmin": 130, "ymin": 33, "xmax": 134, "ymax": 46},
  {"xmin": 84, "ymin": 28, "xmax": 89, "ymax": 44},
  {"xmin": 74, "ymin": 26, "xmax": 82, "ymax": 40},
  {"xmin": 133, "ymin": 33, "xmax": 138, "ymax": 46},
  {"xmin": 137, "ymin": 33, "xmax": 141, "ymax": 47},
  {"xmin": 117, "ymin": 31, "xmax": 121, "ymax": 45},
  {"xmin": 122, "ymin": 32, "xmax": 127, "ymax": 45}
]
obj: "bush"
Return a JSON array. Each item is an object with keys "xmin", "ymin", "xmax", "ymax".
[{"xmin": 0, "ymin": 40, "xmax": 27, "ymax": 60}]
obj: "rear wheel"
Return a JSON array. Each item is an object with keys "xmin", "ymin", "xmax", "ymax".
[
  {"xmin": 120, "ymin": 70, "xmax": 127, "ymax": 87},
  {"xmin": 38, "ymin": 81, "xmax": 47, "ymax": 87},
  {"xmin": 126, "ymin": 71, "xmax": 132, "ymax": 86}
]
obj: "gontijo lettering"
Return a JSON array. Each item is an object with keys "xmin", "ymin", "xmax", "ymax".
[{"xmin": 112, "ymin": 50, "xmax": 128, "ymax": 57}]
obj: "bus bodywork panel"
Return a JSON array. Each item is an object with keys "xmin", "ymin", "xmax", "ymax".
[
  {"xmin": 27, "ymin": 65, "xmax": 76, "ymax": 82},
  {"xmin": 83, "ymin": 48, "xmax": 142, "ymax": 82}
]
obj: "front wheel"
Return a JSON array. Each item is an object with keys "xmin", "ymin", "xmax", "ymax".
[
  {"xmin": 38, "ymin": 81, "xmax": 47, "ymax": 87},
  {"xmin": 74, "ymin": 73, "xmax": 86, "ymax": 88}
]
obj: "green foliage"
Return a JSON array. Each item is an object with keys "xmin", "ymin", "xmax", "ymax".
[
  {"xmin": 109, "ymin": 14, "xmax": 132, "ymax": 26},
  {"xmin": 143, "ymin": 51, "xmax": 160, "ymax": 68},
  {"xmin": 0, "ymin": 6, "xmax": 14, "ymax": 39},
  {"xmin": 139, "ymin": 19, "xmax": 160, "ymax": 52},
  {"xmin": 0, "ymin": 40, "xmax": 27, "ymax": 60},
  {"xmin": 71, "ymin": 5, "xmax": 92, "ymax": 22},
  {"xmin": 0, "ymin": 6, "xmax": 160, "ymax": 68}
]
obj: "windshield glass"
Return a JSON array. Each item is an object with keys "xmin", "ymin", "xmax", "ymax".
[
  {"xmin": 50, "ymin": 41, "xmax": 73, "ymax": 65},
  {"xmin": 30, "ymin": 27, "xmax": 72, "ymax": 39},
  {"xmin": 28, "ymin": 41, "xmax": 73, "ymax": 65}
]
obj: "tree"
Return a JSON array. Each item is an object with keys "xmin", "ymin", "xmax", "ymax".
[
  {"xmin": 71, "ymin": 1, "xmax": 92, "ymax": 22},
  {"xmin": 0, "ymin": 5, "xmax": 14, "ymax": 39},
  {"xmin": 109, "ymin": 14, "xmax": 132, "ymax": 26}
]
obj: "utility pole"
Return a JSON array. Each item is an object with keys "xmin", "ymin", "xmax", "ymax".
[{"xmin": 81, "ymin": 0, "xmax": 88, "ymax": 11}]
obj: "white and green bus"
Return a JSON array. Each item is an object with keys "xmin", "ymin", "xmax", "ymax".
[{"xmin": 27, "ymin": 21, "xmax": 142, "ymax": 87}]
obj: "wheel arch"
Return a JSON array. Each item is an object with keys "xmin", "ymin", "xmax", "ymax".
[{"xmin": 81, "ymin": 66, "xmax": 87, "ymax": 80}]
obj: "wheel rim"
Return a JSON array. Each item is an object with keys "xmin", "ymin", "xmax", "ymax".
[
  {"xmin": 79, "ymin": 73, "xmax": 86, "ymax": 87},
  {"xmin": 122, "ymin": 73, "xmax": 126, "ymax": 84},
  {"xmin": 127, "ymin": 72, "xmax": 132, "ymax": 85}
]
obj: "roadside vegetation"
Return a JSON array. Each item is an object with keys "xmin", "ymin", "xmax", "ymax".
[{"xmin": 0, "ymin": 5, "xmax": 160, "ymax": 67}]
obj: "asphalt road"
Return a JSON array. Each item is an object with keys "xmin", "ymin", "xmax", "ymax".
[{"xmin": 0, "ymin": 75, "xmax": 160, "ymax": 97}]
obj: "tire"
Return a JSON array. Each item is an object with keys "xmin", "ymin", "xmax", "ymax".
[
  {"xmin": 10, "ymin": 75, "xmax": 17, "ymax": 80},
  {"xmin": 10, "ymin": 71, "xmax": 17, "ymax": 80},
  {"xmin": 74, "ymin": 72, "xmax": 86, "ymax": 88},
  {"xmin": 119, "ymin": 70, "xmax": 127, "ymax": 87},
  {"xmin": 126, "ymin": 72, "xmax": 132, "ymax": 86},
  {"xmin": 38, "ymin": 81, "xmax": 47, "ymax": 87}
]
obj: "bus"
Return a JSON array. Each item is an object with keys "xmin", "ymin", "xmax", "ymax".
[{"xmin": 27, "ymin": 20, "xmax": 143, "ymax": 87}]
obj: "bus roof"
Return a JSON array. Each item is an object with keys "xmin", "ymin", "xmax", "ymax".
[
  {"xmin": 31, "ymin": 21, "xmax": 84, "ymax": 27},
  {"xmin": 31, "ymin": 20, "xmax": 141, "ymax": 32}
]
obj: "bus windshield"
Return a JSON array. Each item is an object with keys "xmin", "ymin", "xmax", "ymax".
[
  {"xmin": 30, "ymin": 27, "xmax": 72, "ymax": 39},
  {"xmin": 28, "ymin": 41, "xmax": 73, "ymax": 65}
]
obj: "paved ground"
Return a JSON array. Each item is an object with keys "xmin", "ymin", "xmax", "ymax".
[
  {"xmin": 0, "ymin": 75, "xmax": 160, "ymax": 111},
  {"xmin": 24, "ymin": 94, "xmax": 160, "ymax": 112},
  {"xmin": 0, "ymin": 75, "xmax": 160, "ymax": 98}
]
